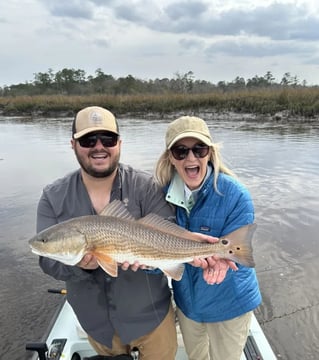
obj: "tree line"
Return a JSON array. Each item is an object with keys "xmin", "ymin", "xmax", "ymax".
[{"xmin": 0, "ymin": 68, "xmax": 312, "ymax": 97}]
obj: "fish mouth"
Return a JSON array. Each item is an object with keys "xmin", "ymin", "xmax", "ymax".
[
  {"xmin": 30, "ymin": 247, "xmax": 85, "ymax": 265},
  {"xmin": 30, "ymin": 248, "xmax": 41, "ymax": 256},
  {"xmin": 30, "ymin": 247, "xmax": 54, "ymax": 258}
]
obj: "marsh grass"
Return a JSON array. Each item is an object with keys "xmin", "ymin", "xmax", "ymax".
[{"xmin": 1, "ymin": 87, "xmax": 319, "ymax": 119}]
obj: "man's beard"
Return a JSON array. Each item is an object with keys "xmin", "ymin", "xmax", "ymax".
[{"xmin": 75, "ymin": 148, "xmax": 120, "ymax": 178}]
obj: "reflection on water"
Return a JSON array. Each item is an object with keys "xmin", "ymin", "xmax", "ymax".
[{"xmin": 1, "ymin": 116, "xmax": 319, "ymax": 360}]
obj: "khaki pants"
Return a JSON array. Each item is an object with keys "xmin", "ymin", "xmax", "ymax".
[
  {"xmin": 88, "ymin": 304, "xmax": 177, "ymax": 360},
  {"xmin": 176, "ymin": 307, "xmax": 252, "ymax": 360}
]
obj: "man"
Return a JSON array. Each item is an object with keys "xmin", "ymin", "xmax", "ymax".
[{"xmin": 36, "ymin": 106, "xmax": 177, "ymax": 359}]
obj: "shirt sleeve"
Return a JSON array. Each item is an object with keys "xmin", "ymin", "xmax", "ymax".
[
  {"xmin": 36, "ymin": 190, "xmax": 92, "ymax": 281},
  {"xmin": 139, "ymin": 175, "xmax": 175, "ymax": 220},
  {"xmin": 36, "ymin": 190, "xmax": 57, "ymax": 232}
]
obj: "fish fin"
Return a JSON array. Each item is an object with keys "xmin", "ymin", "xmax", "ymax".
[
  {"xmin": 221, "ymin": 224, "xmax": 257, "ymax": 267},
  {"xmin": 138, "ymin": 214, "xmax": 204, "ymax": 242},
  {"xmin": 94, "ymin": 252, "xmax": 118, "ymax": 277},
  {"xmin": 161, "ymin": 263, "xmax": 185, "ymax": 281},
  {"xmin": 99, "ymin": 200, "xmax": 135, "ymax": 221}
]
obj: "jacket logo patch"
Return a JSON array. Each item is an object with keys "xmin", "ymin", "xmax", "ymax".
[{"xmin": 200, "ymin": 226, "xmax": 210, "ymax": 232}]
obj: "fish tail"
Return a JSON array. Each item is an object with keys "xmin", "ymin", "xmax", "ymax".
[
  {"xmin": 229, "ymin": 243, "xmax": 255, "ymax": 268},
  {"xmin": 221, "ymin": 224, "xmax": 257, "ymax": 268}
]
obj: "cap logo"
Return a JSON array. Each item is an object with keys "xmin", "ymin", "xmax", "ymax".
[{"xmin": 89, "ymin": 111, "xmax": 103, "ymax": 125}]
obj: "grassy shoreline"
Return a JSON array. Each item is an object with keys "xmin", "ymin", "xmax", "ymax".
[{"xmin": 1, "ymin": 88, "xmax": 319, "ymax": 122}]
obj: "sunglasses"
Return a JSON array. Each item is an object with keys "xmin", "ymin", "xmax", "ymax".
[
  {"xmin": 170, "ymin": 144, "xmax": 210, "ymax": 160},
  {"xmin": 78, "ymin": 132, "xmax": 118, "ymax": 148}
]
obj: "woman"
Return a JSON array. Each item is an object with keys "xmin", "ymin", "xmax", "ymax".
[{"xmin": 155, "ymin": 116, "xmax": 262, "ymax": 360}]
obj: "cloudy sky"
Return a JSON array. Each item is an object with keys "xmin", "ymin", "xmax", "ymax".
[{"xmin": 1, "ymin": 0, "xmax": 319, "ymax": 87}]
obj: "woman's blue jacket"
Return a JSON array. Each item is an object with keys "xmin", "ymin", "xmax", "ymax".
[{"xmin": 166, "ymin": 171, "xmax": 262, "ymax": 322}]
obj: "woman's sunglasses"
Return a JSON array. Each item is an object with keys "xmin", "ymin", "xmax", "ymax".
[
  {"xmin": 78, "ymin": 132, "xmax": 118, "ymax": 148},
  {"xmin": 170, "ymin": 144, "xmax": 209, "ymax": 160}
]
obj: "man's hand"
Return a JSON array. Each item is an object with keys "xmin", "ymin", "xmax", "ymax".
[
  {"xmin": 120, "ymin": 261, "xmax": 151, "ymax": 272},
  {"xmin": 77, "ymin": 254, "xmax": 99, "ymax": 270},
  {"xmin": 78, "ymin": 255, "xmax": 151, "ymax": 272}
]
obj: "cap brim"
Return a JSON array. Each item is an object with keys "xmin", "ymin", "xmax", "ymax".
[
  {"xmin": 74, "ymin": 127, "xmax": 119, "ymax": 139},
  {"xmin": 168, "ymin": 131, "xmax": 213, "ymax": 149}
]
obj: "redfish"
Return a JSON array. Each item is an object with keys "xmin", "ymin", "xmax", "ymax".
[{"xmin": 29, "ymin": 200, "xmax": 256, "ymax": 280}]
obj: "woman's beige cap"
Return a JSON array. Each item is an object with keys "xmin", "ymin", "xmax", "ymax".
[
  {"xmin": 72, "ymin": 106, "xmax": 119, "ymax": 139},
  {"xmin": 165, "ymin": 116, "xmax": 213, "ymax": 149}
]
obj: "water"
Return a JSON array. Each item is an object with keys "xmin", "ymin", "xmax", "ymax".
[{"xmin": 1, "ymin": 115, "xmax": 319, "ymax": 360}]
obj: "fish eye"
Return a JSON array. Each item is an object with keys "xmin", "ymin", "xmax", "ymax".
[{"xmin": 221, "ymin": 239, "xmax": 228, "ymax": 245}]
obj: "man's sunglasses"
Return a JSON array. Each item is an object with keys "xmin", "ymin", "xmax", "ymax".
[
  {"xmin": 170, "ymin": 144, "xmax": 210, "ymax": 160},
  {"xmin": 78, "ymin": 132, "xmax": 118, "ymax": 148}
]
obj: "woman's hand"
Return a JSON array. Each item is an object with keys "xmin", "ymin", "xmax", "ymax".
[
  {"xmin": 203, "ymin": 258, "xmax": 237, "ymax": 285},
  {"xmin": 190, "ymin": 232, "xmax": 220, "ymax": 243},
  {"xmin": 192, "ymin": 256, "xmax": 238, "ymax": 284},
  {"xmin": 189, "ymin": 231, "xmax": 239, "ymax": 284}
]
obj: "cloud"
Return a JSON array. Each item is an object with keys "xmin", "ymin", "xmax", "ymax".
[
  {"xmin": 205, "ymin": 38, "xmax": 314, "ymax": 58},
  {"xmin": 1, "ymin": 0, "xmax": 319, "ymax": 86},
  {"xmin": 139, "ymin": 2, "xmax": 319, "ymax": 42},
  {"xmin": 38, "ymin": 1, "xmax": 319, "ymax": 42},
  {"xmin": 44, "ymin": 0, "xmax": 94, "ymax": 19},
  {"xmin": 165, "ymin": 1, "xmax": 208, "ymax": 19}
]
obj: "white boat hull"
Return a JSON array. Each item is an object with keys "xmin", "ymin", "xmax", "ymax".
[{"xmin": 27, "ymin": 299, "xmax": 277, "ymax": 360}]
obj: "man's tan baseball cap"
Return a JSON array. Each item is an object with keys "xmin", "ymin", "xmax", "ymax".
[
  {"xmin": 72, "ymin": 106, "xmax": 119, "ymax": 139},
  {"xmin": 165, "ymin": 116, "xmax": 213, "ymax": 149}
]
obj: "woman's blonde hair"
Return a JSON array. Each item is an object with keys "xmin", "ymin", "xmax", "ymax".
[{"xmin": 155, "ymin": 142, "xmax": 235, "ymax": 190}]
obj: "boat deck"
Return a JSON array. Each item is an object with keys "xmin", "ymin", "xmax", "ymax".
[{"xmin": 28, "ymin": 300, "xmax": 277, "ymax": 360}]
